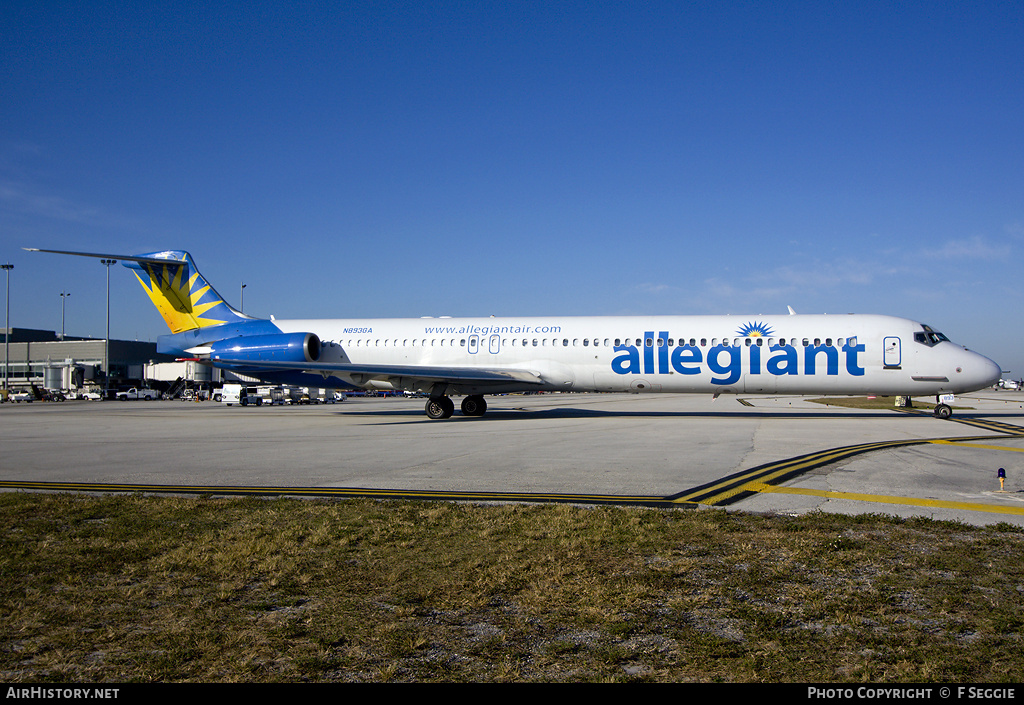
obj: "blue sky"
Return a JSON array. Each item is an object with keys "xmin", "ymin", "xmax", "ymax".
[{"xmin": 3, "ymin": 2, "xmax": 1023, "ymax": 377}]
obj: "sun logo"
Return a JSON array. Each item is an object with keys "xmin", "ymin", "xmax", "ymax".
[
  {"xmin": 133, "ymin": 262, "xmax": 228, "ymax": 334},
  {"xmin": 737, "ymin": 321, "xmax": 775, "ymax": 338}
]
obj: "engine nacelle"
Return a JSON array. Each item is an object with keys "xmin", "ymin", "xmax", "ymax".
[{"xmin": 208, "ymin": 332, "xmax": 321, "ymax": 364}]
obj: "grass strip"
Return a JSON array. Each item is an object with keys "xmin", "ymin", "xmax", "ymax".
[{"xmin": 1, "ymin": 493, "xmax": 1022, "ymax": 682}]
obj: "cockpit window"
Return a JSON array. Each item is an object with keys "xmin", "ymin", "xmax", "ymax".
[{"xmin": 915, "ymin": 325, "xmax": 950, "ymax": 347}]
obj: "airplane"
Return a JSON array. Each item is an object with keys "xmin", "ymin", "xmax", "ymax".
[{"xmin": 27, "ymin": 248, "xmax": 1002, "ymax": 420}]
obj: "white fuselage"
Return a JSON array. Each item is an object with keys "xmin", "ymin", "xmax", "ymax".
[
  {"xmin": 29, "ymin": 248, "xmax": 1002, "ymax": 415},
  {"xmin": 271, "ymin": 313, "xmax": 1001, "ymax": 397}
]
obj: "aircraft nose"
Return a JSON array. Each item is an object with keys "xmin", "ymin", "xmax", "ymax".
[
  {"xmin": 982, "ymin": 356, "xmax": 1001, "ymax": 387},
  {"xmin": 968, "ymin": 352, "xmax": 1001, "ymax": 390}
]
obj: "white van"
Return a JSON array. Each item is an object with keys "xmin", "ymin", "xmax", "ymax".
[{"xmin": 221, "ymin": 384, "xmax": 263, "ymax": 406}]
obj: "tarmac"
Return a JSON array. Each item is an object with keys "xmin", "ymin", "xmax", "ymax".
[{"xmin": 1, "ymin": 390, "xmax": 1023, "ymax": 526}]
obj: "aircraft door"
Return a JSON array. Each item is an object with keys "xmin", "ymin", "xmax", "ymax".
[
  {"xmin": 489, "ymin": 334, "xmax": 500, "ymax": 354},
  {"xmin": 883, "ymin": 336, "xmax": 901, "ymax": 368}
]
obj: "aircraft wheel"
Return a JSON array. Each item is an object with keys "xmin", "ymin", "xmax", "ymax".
[
  {"xmin": 934, "ymin": 403, "xmax": 953, "ymax": 419},
  {"xmin": 461, "ymin": 395, "xmax": 487, "ymax": 416},
  {"xmin": 425, "ymin": 396, "xmax": 454, "ymax": 420}
]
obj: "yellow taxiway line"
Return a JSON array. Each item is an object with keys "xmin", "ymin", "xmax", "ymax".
[
  {"xmin": 928, "ymin": 439, "xmax": 1024, "ymax": 453},
  {"xmin": 748, "ymin": 482, "xmax": 1024, "ymax": 516},
  {"xmin": 0, "ymin": 480, "xmax": 676, "ymax": 508}
]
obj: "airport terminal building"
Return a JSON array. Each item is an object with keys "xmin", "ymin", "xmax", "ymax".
[
  {"xmin": 1, "ymin": 327, "xmax": 262, "ymax": 397},
  {"xmin": 1, "ymin": 327, "xmax": 176, "ymax": 390}
]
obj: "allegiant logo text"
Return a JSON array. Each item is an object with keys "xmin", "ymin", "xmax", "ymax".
[{"xmin": 611, "ymin": 331, "xmax": 866, "ymax": 385}]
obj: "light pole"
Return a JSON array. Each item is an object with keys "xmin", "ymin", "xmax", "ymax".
[
  {"xmin": 100, "ymin": 259, "xmax": 116, "ymax": 391},
  {"xmin": 60, "ymin": 290, "xmax": 70, "ymax": 340},
  {"xmin": 2, "ymin": 263, "xmax": 11, "ymax": 393}
]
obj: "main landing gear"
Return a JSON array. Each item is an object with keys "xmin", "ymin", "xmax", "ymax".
[
  {"xmin": 460, "ymin": 395, "xmax": 487, "ymax": 417},
  {"xmin": 425, "ymin": 394, "xmax": 487, "ymax": 420}
]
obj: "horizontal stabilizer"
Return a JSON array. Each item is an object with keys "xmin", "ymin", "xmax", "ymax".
[{"xmin": 24, "ymin": 248, "xmax": 188, "ymax": 268}]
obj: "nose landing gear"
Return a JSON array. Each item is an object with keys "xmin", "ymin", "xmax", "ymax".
[{"xmin": 934, "ymin": 395, "xmax": 953, "ymax": 419}]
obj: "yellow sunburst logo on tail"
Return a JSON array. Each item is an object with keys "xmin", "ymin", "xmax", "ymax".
[{"xmin": 133, "ymin": 262, "xmax": 228, "ymax": 333}]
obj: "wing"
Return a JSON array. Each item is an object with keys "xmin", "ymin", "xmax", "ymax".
[{"xmin": 208, "ymin": 357, "xmax": 545, "ymax": 392}]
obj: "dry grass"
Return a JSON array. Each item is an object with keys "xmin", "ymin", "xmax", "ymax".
[{"xmin": 1, "ymin": 492, "xmax": 1022, "ymax": 682}]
